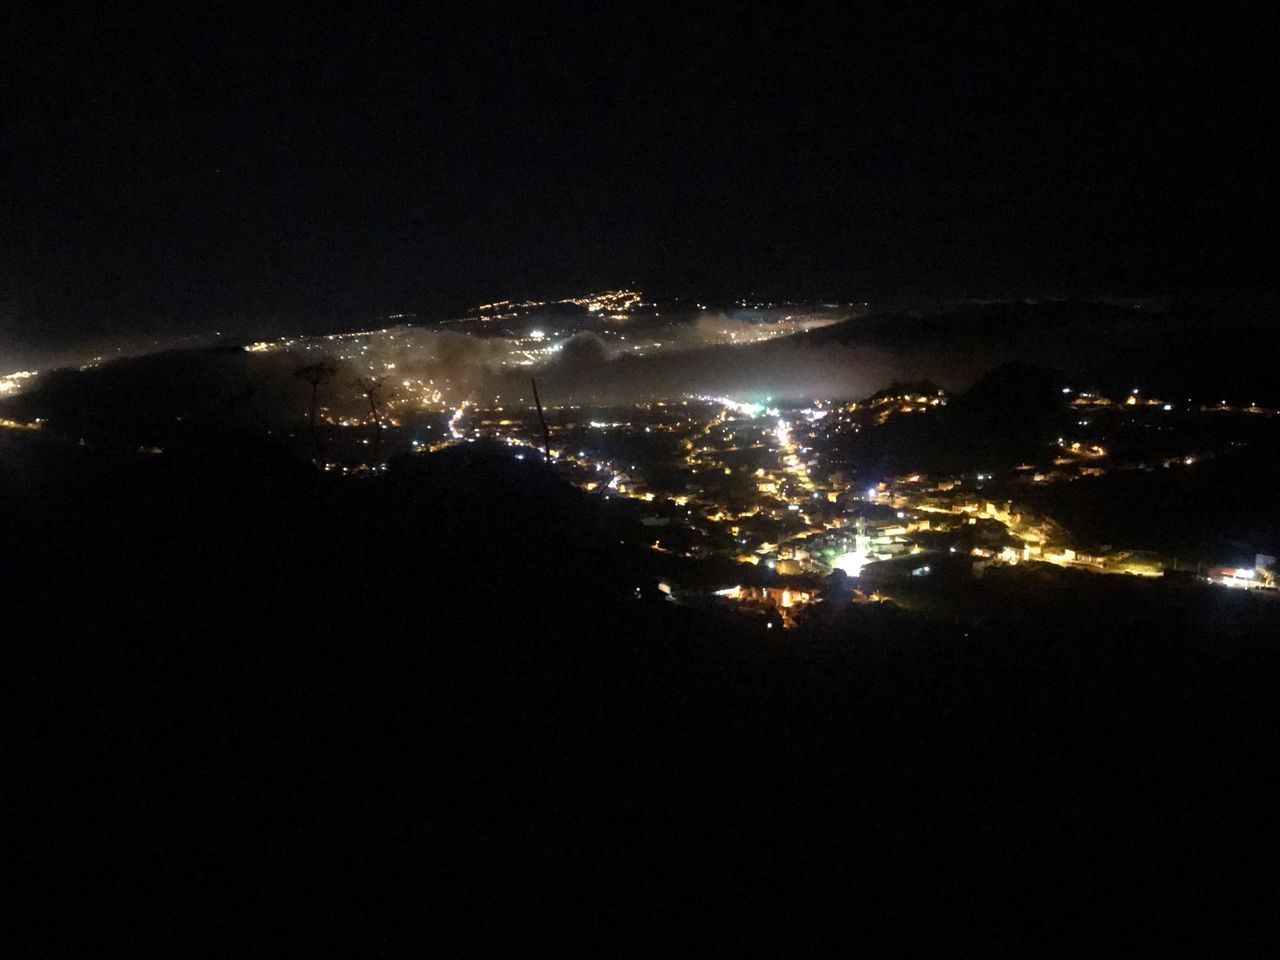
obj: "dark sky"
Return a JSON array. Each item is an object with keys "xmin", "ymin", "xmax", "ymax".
[{"xmin": 2, "ymin": 2, "xmax": 1277, "ymax": 358}]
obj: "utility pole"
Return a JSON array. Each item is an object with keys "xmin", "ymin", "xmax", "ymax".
[{"xmin": 530, "ymin": 378, "xmax": 551, "ymax": 464}]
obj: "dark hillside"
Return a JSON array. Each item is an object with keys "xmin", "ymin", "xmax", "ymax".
[
  {"xmin": 846, "ymin": 362, "xmax": 1065, "ymax": 476},
  {"xmin": 805, "ymin": 300, "xmax": 1280, "ymax": 403},
  {"xmin": 4, "ymin": 437, "xmax": 1280, "ymax": 955}
]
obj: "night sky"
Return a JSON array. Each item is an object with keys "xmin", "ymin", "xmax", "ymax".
[{"xmin": 3, "ymin": 2, "xmax": 1277, "ymax": 358}]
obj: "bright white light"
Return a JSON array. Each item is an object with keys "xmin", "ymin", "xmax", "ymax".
[
  {"xmin": 529, "ymin": 330, "xmax": 545, "ymax": 340},
  {"xmin": 832, "ymin": 550, "xmax": 866, "ymax": 577},
  {"xmin": 719, "ymin": 399, "xmax": 764, "ymax": 418}
]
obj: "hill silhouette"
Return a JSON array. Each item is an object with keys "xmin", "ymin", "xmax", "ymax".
[
  {"xmin": 847, "ymin": 361, "xmax": 1066, "ymax": 476},
  {"xmin": 0, "ymin": 346, "xmax": 302, "ymax": 450},
  {"xmin": 805, "ymin": 299, "xmax": 1280, "ymax": 402}
]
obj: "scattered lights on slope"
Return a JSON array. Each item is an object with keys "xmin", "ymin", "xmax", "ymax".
[{"xmin": 449, "ymin": 402, "xmax": 469, "ymax": 439}]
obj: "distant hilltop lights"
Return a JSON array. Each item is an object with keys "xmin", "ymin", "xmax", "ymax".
[
  {"xmin": 230, "ymin": 293, "xmax": 846, "ymax": 378},
  {"xmin": 474, "ymin": 290, "xmax": 642, "ymax": 319}
]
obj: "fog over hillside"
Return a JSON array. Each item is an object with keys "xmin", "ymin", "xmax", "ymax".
[{"xmin": 9, "ymin": 299, "xmax": 1280, "ymax": 441}]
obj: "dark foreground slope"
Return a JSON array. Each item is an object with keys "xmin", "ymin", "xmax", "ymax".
[{"xmin": 4, "ymin": 437, "xmax": 1280, "ymax": 957}]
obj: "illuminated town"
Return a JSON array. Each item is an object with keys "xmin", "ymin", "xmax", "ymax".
[
  {"xmin": 5, "ymin": 292, "xmax": 1276, "ymax": 624},
  {"xmin": 402, "ymin": 389, "xmax": 1277, "ymax": 620},
  {"xmin": 91, "ymin": 288, "xmax": 1266, "ymax": 626}
]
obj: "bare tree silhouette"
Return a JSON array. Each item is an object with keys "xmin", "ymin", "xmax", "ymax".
[
  {"xmin": 354, "ymin": 376, "xmax": 393, "ymax": 466},
  {"xmin": 293, "ymin": 358, "xmax": 339, "ymax": 464}
]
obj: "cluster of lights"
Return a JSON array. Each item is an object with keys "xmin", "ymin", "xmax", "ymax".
[
  {"xmin": 229, "ymin": 313, "xmax": 1274, "ymax": 597},
  {"xmin": 0, "ymin": 370, "xmax": 38, "ymax": 396}
]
